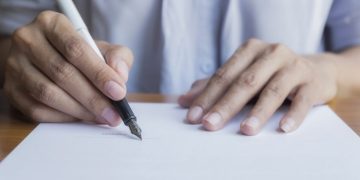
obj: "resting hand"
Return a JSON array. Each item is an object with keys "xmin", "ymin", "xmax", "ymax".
[{"xmin": 179, "ymin": 39, "xmax": 338, "ymax": 135}]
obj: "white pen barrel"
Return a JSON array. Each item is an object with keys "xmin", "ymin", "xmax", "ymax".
[
  {"xmin": 57, "ymin": 0, "xmax": 105, "ymax": 62},
  {"xmin": 77, "ymin": 28, "xmax": 105, "ymax": 61},
  {"xmin": 57, "ymin": 0, "xmax": 86, "ymax": 30}
]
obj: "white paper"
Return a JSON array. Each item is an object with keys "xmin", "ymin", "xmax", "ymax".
[{"xmin": 1, "ymin": 103, "xmax": 360, "ymax": 180}]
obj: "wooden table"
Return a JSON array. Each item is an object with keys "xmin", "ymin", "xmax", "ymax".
[{"xmin": 1, "ymin": 91, "xmax": 360, "ymax": 161}]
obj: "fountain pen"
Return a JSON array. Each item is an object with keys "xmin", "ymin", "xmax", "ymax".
[
  {"xmin": 57, "ymin": 0, "xmax": 142, "ymax": 140},
  {"xmin": 112, "ymin": 99, "xmax": 142, "ymax": 140}
]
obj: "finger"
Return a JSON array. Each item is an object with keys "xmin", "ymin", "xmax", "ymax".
[
  {"xmin": 240, "ymin": 67, "xmax": 304, "ymax": 135},
  {"xmin": 179, "ymin": 78, "xmax": 208, "ymax": 109},
  {"xmin": 36, "ymin": 11, "xmax": 126, "ymax": 100},
  {"xmin": 13, "ymin": 18, "xmax": 122, "ymax": 126},
  {"xmin": 18, "ymin": 54, "xmax": 97, "ymax": 123},
  {"xmin": 97, "ymin": 41, "xmax": 134, "ymax": 81},
  {"xmin": 7, "ymin": 85, "xmax": 76, "ymax": 123},
  {"xmin": 201, "ymin": 44, "xmax": 293, "ymax": 131},
  {"xmin": 187, "ymin": 39, "xmax": 267, "ymax": 122},
  {"xmin": 279, "ymin": 86, "xmax": 314, "ymax": 133}
]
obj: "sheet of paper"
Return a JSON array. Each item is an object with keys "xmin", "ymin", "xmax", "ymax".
[{"xmin": 1, "ymin": 103, "xmax": 360, "ymax": 180}]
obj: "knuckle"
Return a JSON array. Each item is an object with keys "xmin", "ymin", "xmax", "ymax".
[
  {"xmin": 119, "ymin": 46, "xmax": 134, "ymax": 61},
  {"xmin": 232, "ymin": 49, "xmax": 242, "ymax": 60},
  {"xmin": 93, "ymin": 66, "xmax": 109, "ymax": 84},
  {"xmin": 295, "ymin": 93, "xmax": 311, "ymax": 106},
  {"xmin": 237, "ymin": 71, "xmax": 258, "ymax": 89},
  {"xmin": 277, "ymin": 69, "xmax": 289, "ymax": 78},
  {"xmin": 87, "ymin": 95, "xmax": 105, "ymax": 112},
  {"xmin": 49, "ymin": 59, "xmax": 76, "ymax": 83},
  {"xmin": 35, "ymin": 11, "xmax": 60, "ymax": 27},
  {"xmin": 34, "ymin": 83, "xmax": 56, "ymax": 104},
  {"xmin": 292, "ymin": 57, "xmax": 302, "ymax": 67},
  {"xmin": 291, "ymin": 57, "xmax": 307, "ymax": 70},
  {"xmin": 191, "ymin": 79, "xmax": 204, "ymax": 88},
  {"xmin": 263, "ymin": 84, "xmax": 284, "ymax": 99},
  {"xmin": 244, "ymin": 38, "xmax": 262, "ymax": 48},
  {"xmin": 258, "ymin": 54, "xmax": 272, "ymax": 63},
  {"xmin": 191, "ymin": 80, "xmax": 201, "ymax": 88},
  {"xmin": 211, "ymin": 68, "xmax": 231, "ymax": 85},
  {"xmin": 270, "ymin": 43, "xmax": 288, "ymax": 54},
  {"xmin": 5, "ymin": 56, "xmax": 19, "ymax": 73},
  {"xmin": 108, "ymin": 45, "xmax": 134, "ymax": 67},
  {"xmin": 12, "ymin": 26, "xmax": 31, "ymax": 46},
  {"xmin": 28, "ymin": 106, "xmax": 43, "ymax": 121},
  {"xmin": 64, "ymin": 37, "xmax": 84, "ymax": 60}
]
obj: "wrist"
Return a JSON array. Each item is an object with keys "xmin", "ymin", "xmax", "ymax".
[{"xmin": 305, "ymin": 53, "xmax": 340, "ymax": 97}]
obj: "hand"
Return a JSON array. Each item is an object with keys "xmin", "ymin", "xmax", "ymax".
[
  {"xmin": 3, "ymin": 11, "xmax": 133, "ymax": 126},
  {"xmin": 179, "ymin": 39, "xmax": 338, "ymax": 135}
]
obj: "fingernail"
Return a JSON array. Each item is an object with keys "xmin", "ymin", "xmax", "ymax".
[
  {"xmin": 187, "ymin": 106, "xmax": 203, "ymax": 123},
  {"xmin": 116, "ymin": 61, "xmax": 129, "ymax": 80},
  {"xmin": 204, "ymin": 112, "xmax": 222, "ymax": 127},
  {"xmin": 281, "ymin": 118, "xmax": 296, "ymax": 133},
  {"xmin": 101, "ymin": 107, "xmax": 121, "ymax": 126},
  {"xmin": 244, "ymin": 117, "xmax": 260, "ymax": 130},
  {"xmin": 105, "ymin": 81, "xmax": 124, "ymax": 100}
]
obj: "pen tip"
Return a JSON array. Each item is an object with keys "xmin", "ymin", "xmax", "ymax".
[
  {"xmin": 128, "ymin": 120, "xmax": 142, "ymax": 141},
  {"xmin": 133, "ymin": 132, "xmax": 142, "ymax": 141},
  {"xmin": 137, "ymin": 134, "xmax": 142, "ymax": 141}
]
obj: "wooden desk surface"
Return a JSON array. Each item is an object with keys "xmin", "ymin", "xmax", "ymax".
[{"xmin": 1, "ymin": 91, "xmax": 360, "ymax": 161}]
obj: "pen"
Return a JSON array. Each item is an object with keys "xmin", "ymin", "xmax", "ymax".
[{"xmin": 57, "ymin": 0, "xmax": 142, "ymax": 140}]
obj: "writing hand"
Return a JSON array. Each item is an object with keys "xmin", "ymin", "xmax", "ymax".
[{"xmin": 4, "ymin": 11, "xmax": 133, "ymax": 126}]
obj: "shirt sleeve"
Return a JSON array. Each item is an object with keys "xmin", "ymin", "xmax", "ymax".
[
  {"xmin": 326, "ymin": 0, "xmax": 360, "ymax": 51},
  {"xmin": 0, "ymin": 0, "xmax": 57, "ymax": 35}
]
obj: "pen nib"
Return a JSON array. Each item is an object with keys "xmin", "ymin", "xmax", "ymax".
[{"xmin": 128, "ymin": 120, "xmax": 142, "ymax": 140}]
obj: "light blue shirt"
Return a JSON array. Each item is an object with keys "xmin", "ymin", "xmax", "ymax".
[{"xmin": 1, "ymin": 0, "xmax": 360, "ymax": 94}]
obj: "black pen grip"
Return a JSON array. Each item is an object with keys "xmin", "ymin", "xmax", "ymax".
[{"xmin": 111, "ymin": 98, "xmax": 136, "ymax": 125}]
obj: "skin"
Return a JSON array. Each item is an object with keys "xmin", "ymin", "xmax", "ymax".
[
  {"xmin": 178, "ymin": 40, "xmax": 360, "ymax": 135},
  {"xmin": 1, "ymin": 11, "xmax": 360, "ymax": 135},
  {"xmin": 1, "ymin": 11, "xmax": 133, "ymax": 126}
]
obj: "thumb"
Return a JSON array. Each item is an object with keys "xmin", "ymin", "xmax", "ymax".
[{"xmin": 178, "ymin": 78, "xmax": 209, "ymax": 108}]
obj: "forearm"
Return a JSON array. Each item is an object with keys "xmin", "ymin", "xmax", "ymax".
[{"xmin": 0, "ymin": 35, "xmax": 11, "ymax": 88}]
